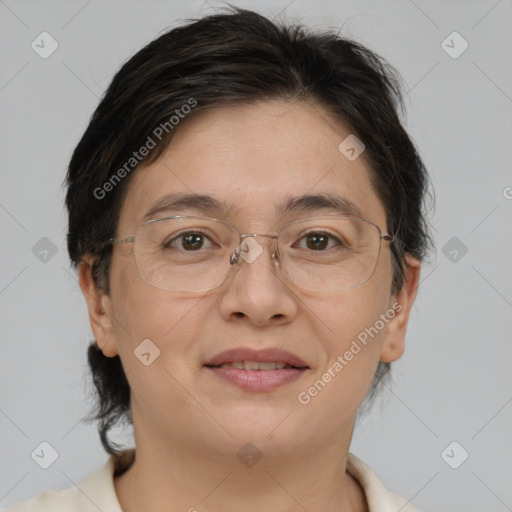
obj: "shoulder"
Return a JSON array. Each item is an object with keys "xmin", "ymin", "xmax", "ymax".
[
  {"xmin": 5, "ymin": 488, "xmax": 82, "ymax": 512},
  {"xmin": 347, "ymin": 452, "xmax": 422, "ymax": 512},
  {"xmin": 386, "ymin": 491, "xmax": 423, "ymax": 512},
  {"xmin": 5, "ymin": 450, "xmax": 135, "ymax": 512}
]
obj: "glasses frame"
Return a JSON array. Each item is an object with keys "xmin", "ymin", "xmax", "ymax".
[{"xmin": 106, "ymin": 215, "xmax": 396, "ymax": 292}]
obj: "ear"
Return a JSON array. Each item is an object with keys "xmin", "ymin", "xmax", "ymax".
[
  {"xmin": 78, "ymin": 255, "xmax": 119, "ymax": 358},
  {"xmin": 379, "ymin": 255, "xmax": 421, "ymax": 363}
]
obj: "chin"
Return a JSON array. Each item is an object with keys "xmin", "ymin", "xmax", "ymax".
[{"xmin": 211, "ymin": 405, "xmax": 307, "ymax": 449}]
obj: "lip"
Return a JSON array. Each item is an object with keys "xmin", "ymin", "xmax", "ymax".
[
  {"xmin": 204, "ymin": 347, "xmax": 309, "ymax": 368},
  {"xmin": 204, "ymin": 347, "xmax": 309, "ymax": 392}
]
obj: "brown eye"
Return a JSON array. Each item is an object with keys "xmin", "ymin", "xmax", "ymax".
[
  {"xmin": 295, "ymin": 232, "xmax": 342, "ymax": 251},
  {"xmin": 181, "ymin": 233, "xmax": 205, "ymax": 250},
  {"xmin": 305, "ymin": 233, "xmax": 329, "ymax": 250},
  {"xmin": 165, "ymin": 231, "xmax": 214, "ymax": 251}
]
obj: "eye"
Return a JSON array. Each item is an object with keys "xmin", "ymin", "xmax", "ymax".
[
  {"xmin": 294, "ymin": 231, "xmax": 344, "ymax": 251},
  {"xmin": 164, "ymin": 231, "xmax": 216, "ymax": 251}
]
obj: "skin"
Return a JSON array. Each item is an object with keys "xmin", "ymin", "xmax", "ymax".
[{"xmin": 79, "ymin": 99, "xmax": 420, "ymax": 512}]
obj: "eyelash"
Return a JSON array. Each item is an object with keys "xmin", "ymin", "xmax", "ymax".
[{"xmin": 165, "ymin": 230, "xmax": 345, "ymax": 251}]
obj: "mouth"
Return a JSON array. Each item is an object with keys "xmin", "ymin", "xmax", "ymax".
[
  {"xmin": 204, "ymin": 347, "xmax": 310, "ymax": 392},
  {"xmin": 209, "ymin": 361, "xmax": 301, "ymax": 370}
]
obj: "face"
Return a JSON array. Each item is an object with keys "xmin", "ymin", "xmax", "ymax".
[{"xmin": 81, "ymin": 99, "xmax": 419, "ymax": 461}]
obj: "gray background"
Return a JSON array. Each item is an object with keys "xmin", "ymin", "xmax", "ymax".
[{"xmin": 1, "ymin": 1, "xmax": 511, "ymax": 510}]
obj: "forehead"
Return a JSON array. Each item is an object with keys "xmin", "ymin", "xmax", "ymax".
[{"xmin": 117, "ymin": 99, "xmax": 387, "ymax": 232}]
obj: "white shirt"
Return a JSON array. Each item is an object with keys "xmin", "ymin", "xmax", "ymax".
[{"xmin": 5, "ymin": 450, "xmax": 421, "ymax": 511}]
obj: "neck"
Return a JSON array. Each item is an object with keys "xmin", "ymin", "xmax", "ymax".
[{"xmin": 113, "ymin": 422, "xmax": 368, "ymax": 512}]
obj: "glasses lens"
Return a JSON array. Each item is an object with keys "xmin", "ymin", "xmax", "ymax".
[
  {"xmin": 134, "ymin": 217, "xmax": 238, "ymax": 292},
  {"xmin": 132, "ymin": 216, "xmax": 384, "ymax": 293},
  {"xmin": 277, "ymin": 216, "xmax": 383, "ymax": 291}
]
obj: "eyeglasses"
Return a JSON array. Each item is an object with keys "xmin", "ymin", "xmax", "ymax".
[{"xmin": 107, "ymin": 215, "xmax": 395, "ymax": 293}]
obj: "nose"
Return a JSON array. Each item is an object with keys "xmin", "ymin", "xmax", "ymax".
[{"xmin": 218, "ymin": 234, "xmax": 298, "ymax": 327}]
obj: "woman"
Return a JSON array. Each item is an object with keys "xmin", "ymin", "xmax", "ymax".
[{"xmin": 8, "ymin": 7, "xmax": 432, "ymax": 512}]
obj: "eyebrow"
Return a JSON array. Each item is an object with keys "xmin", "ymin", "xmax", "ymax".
[{"xmin": 141, "ymin": 192, "xmax": 365, "ymax": 223}]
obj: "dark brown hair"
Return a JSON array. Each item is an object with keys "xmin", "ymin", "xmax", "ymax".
[{"xmin": 66, "ymin": 7, "xmax": 433, "ymax": 456}]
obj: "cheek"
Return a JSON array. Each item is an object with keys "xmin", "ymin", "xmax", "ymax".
[
  {"xmin": 113, "ymin": 290, "xmax": 204, "ymax": 355},
  {"xmin": 301, "ymin": 270, "xmax": 393, "ymax": 406},
  {"xmin": 108, "ymin": 285, "xmax": 210, "ymax": 421},
  {"xmin": 317, "ymin": 268, "xmax": 392, "ymax": 353},
  {"xmin": 108, "ymin": 252, "xmax": 204, "ymax": 358}
]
